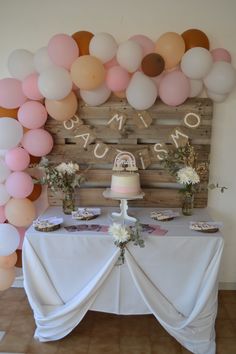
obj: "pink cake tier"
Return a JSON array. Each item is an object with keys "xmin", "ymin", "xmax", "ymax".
[{"xmin": 110, "ymin": 172, "xmax": 141, "ymax": 196}]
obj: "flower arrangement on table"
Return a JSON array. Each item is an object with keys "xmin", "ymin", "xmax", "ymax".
[
  {"xmin": 39, "ymin": 158, "xmax": 85, "ymax": 214},
  {"xmin": 161, "ymin": 143, "xmax": 208, "ymax": 215},
  {"xmin": 109, "ymin": 222, "xmax": 145, "ymax": 264}
]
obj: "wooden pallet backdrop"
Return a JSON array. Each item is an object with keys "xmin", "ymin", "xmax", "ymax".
[{"xmin": 45, "ymin": 97, "xmax": 213, "ymax": 208}]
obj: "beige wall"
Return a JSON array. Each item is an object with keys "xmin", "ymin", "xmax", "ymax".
[{"xmin": 0, "ymin": 0, "xmax": 235, "ymax": 286}]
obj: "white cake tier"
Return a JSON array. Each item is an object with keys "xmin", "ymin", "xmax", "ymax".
[{"xmin": 111, "ymin": 172, "xmax": 141, "ymax": 196}]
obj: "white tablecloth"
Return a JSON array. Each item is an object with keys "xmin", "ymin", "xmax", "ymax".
[{"xmin": 23, "ymin": 207, "xmax": 224, "ymax": 354}]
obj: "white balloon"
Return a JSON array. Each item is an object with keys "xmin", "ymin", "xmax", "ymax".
[
  {"xmin": 0, "ymin": 159, "xmax": 11, "ymax": 183},
  {"xmin": 204, "ymin": 61, "xmax": 236, "ymax": 95},
  {"xmin": 126, "ymin": 72, "xmax": 158, "ymax": 110},
  {"xmin": 8, "ymin": 49, "xmax": 35, "ymax": 80},
  {"xmin": 34, "ymin": 46, "xmax": 54, "ymax": 73},
  {"xmin": 0, "ymin": 223, "xmax": 20, "ymax": 256},
  {"xmin": 89, "ymin": 33, "xmax": 117, "ymax": 63},
  {"xmin": 189, "ymin": 79, "xmax": 203, "ymax": 97},
  {"xmin": 181, "ymin": 47, "xmax": 212, "ymax": 79},
  {"xmin": 0, "ymin": 118, "xmax": 23, "ymax": 150},
  {"xmin": 0, "ymin": 183, "xmax": 10, "ymax": 206},
  {"xmin": 0, "ymin": 150, "xmax": 8, "ymax": 157},
  {"xmin": 207, "ymin": 90, "xmax": 228, "ymax": 102},
  {"xmin": 38, "ymin": 66, "xmax": 72, "ymax": 100},
  {"xmin": 117, "ymin": 40, "xmax": 143, "ymax": 73},
  {"xmin": 80, "ymin": 83, "xmax": 111, "ymax": 106}
]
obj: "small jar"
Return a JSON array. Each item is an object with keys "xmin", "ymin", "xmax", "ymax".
[
  {"xmin": 62, "ymin": 190, "xmax": 75, "ymax": 215},
  {"xmin": 182, "ymin": 193, "xmax": 194, "ymax": 216}
]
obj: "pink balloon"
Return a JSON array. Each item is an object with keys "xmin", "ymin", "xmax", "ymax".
[
  {"xmin": 48, "ymin": 33, "xmax": 79, "ymax": 70},
  {"xmin": 22, "ymin": 73, "xmax": 44, "ymax": 100},
  {"xmin": 106, "ymin": 66, "xmax": 130, "ymax": 91},
  {"xmin": 129, "ymin": 35, "xmax": 155, "ymax": 56},
  {"xmin": 5, "ymin": 147, "xmax": 30, "ymax": 171},
  {"xmin": 22, "ymin": 128, "xmax": 53, "ymax": 157},
  {"xmin": 0, "ymin": 78, "xmax": 27, "ymax": 109},
  {"xmin": 18, "ymin": 101, "xmax": 48, "ymax": 129},
  {"xmin": 159, "ymin": 70, "xmax": 190, "ymax": 106},
  {"xmin": 6, "ymin": 171, "xmax": 34, "ymax": 198},
  {"xmin": 17, "ymin": 227, "xmax": 26, "ymax": 250},
  {"xmin": 104, "ymin": 56, "xmax": 119, "ymax": 70},
  {"xmin": 211, "ymin": 48, "xmax": 231, "ymax": 63},
  {"xmin": 0, "ymin": 206, "xmax": 6, "ymax": 223}
]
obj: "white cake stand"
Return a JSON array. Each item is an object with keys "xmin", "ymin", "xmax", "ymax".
[{"xmin": 103, "ymin": 189, "xmax": 145, "ymax": 224}]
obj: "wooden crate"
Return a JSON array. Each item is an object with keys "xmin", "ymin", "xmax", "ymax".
[{"xmin": 45, "ymin": 97, "xmax": 213, "ymax": 208}]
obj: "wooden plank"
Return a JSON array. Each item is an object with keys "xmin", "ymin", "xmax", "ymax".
[
  {"xmin": 78, "ymin": 97, "xmax": 213, "ymax": 118},
  {"xmin": 45, "ymin": 97, "xmax": 212, "ymax": 208},
  {"xmin": 48, "ymin": 187, "xmax": 207, "ymax": 208},
  {"xmin": 46, "ymin": 144, "xmax": 210, "ymax": 165}
]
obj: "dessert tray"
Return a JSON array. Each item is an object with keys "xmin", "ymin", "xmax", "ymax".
[
  {"xmin": 190, "ymin": 221, "xmax": 222, "ymax": 233},
  {"xmin": 151, "ymin": 210, "xmax": 180, "ymax": 221},
  {"xmin": 72, "ymin": 208, "xmax": 101, "ymax": 221},
  {"xmin": 33, "ymin": 217, "xmax": 63, "ymax": 232}
]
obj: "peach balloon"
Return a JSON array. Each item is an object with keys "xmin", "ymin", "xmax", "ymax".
[
  {"xmin": 0, "ymin": 267, "xmax": 16, "ymax": 291},
  {"xmin": 114, "ymin": 91, "xmax": 126, "ymax": 98},
  {"xmin": 0, "ymin": 205, "xmax": 6, "ymax": 223},
  {"xmin": 5, "ymin": 198, "xmax": 36, "ymax": 227},
  {"xmin": 0, "ymin": 252, "xmax": 17, "ymax": 268},
  {"xmin": 45, "ymin": 91, "xmax": 78, "ymax": 121},
  {"xmin": 155, "ymin": 32, "xmax": 185, "ymax": 70},
  {"xmin": 71, "ymin": 55, "xmax": 105, "ymax": 90}
]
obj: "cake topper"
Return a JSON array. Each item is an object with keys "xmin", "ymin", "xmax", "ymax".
[{"xmin": 112, "ymin": 151, "xmax": 138, "ymax": 172}]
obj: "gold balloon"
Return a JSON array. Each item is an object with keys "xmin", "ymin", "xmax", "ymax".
[
  {"xmin": 155, "ymin": 32, "xmax": 185, "ymax": 70},
  {"xmin": 5, "ymin": 198, "xmax": 36, "ymax": 227},
  {"xmin": 72, "ymin": 31, "xmax": 94, "ymax": 56},
  {"xmin": 15, "ymin": 249, "xmax": 22, "ymax": 268},
  {"xmin": 71, "ymin": 55, "xmax": 105, "ymax": 90},
  {"xmin": 0, "ymin": 106, "xmax": 18, "ymax": 118},
  {"xmin": 45, "ymin": 91, "xmax": 78, "ymax": 121},
  {"xmin": 182, "ymin": 29, "xmax": 209, "ymax": 51}
]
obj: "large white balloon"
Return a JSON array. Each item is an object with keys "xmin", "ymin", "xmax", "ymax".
[
  {"xmin": 0, "ymin": 224, "xmax": 20, "ymax": 256},
  {"xmin": 0, "ymin": 159, "xmax": 11, "ymax": 183},
  {"xmin": 0, "ymin": 183, "xmax": 10, "ymax": 206},
  {"xmin": 38, "ymin": 66, "xmax": 72, "ymax": 100},
  {"xmin": 116, "ymin": 40, "xmax": 143, "ymax": 73},
  {"xmin": 0, "ymin": 118, "xmax": 23, "ymax": 150},
  {"xmin": 8, "ymin": 49, "xmax": 35, "ymax": 80},
  {"xmin": 181, "ymin": 47, "xmax": 212, "ymax": 79},
  {"xmin": 89, "ymin": 33, "xmax": 117, "ymax": 63},
  {"xmin": 34, "ymin": 47, "xmax": 54, "ymax": 73},
  {"xmin": 80, "ymin": 83, "xmax": 111, "ymax": 106},
  {"xmin": 207, "ymin": 90, "xmax": 228, "ymax": 102},
  {"xmin": 204, "ymin": 61, "xmax": 236, "ymax": 95},
  {"xmin": 126, "ymin": 72, "xmax": 158, "ymax": 110},
  {"xmin": 189, "ymin": 79, "xmax": 203, "ymax": 97}
]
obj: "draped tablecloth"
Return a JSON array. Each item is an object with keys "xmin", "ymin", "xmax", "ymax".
[{"xmin": 23, "ymin": 207, "xmax": 224, "ymax": 354}]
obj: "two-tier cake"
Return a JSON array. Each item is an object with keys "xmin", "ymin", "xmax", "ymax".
[{"xmin": 110, "ymin": 152, "xmax": 141, "ymax": 197}]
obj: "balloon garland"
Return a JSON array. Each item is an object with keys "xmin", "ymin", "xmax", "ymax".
[{"xmin": 0, "ymin": 28, "xmax": 236, "ymax": 290}]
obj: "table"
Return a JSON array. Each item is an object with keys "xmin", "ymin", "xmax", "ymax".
[{"xmin": 23, "ymin": 207, "xmax": 224, "ymax": 354}]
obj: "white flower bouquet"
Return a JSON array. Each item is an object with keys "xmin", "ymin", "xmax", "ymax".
[
  {"xmin": 39, "ymin": 158, "xmax": 84, "ymax": 194},
  {"xmin": 177, "ymin": 166, "xmax": 200, "ymax": 194},
  {"xmin": 109, "ymin": 222, "xmax": 145, "ymax": 264}
]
